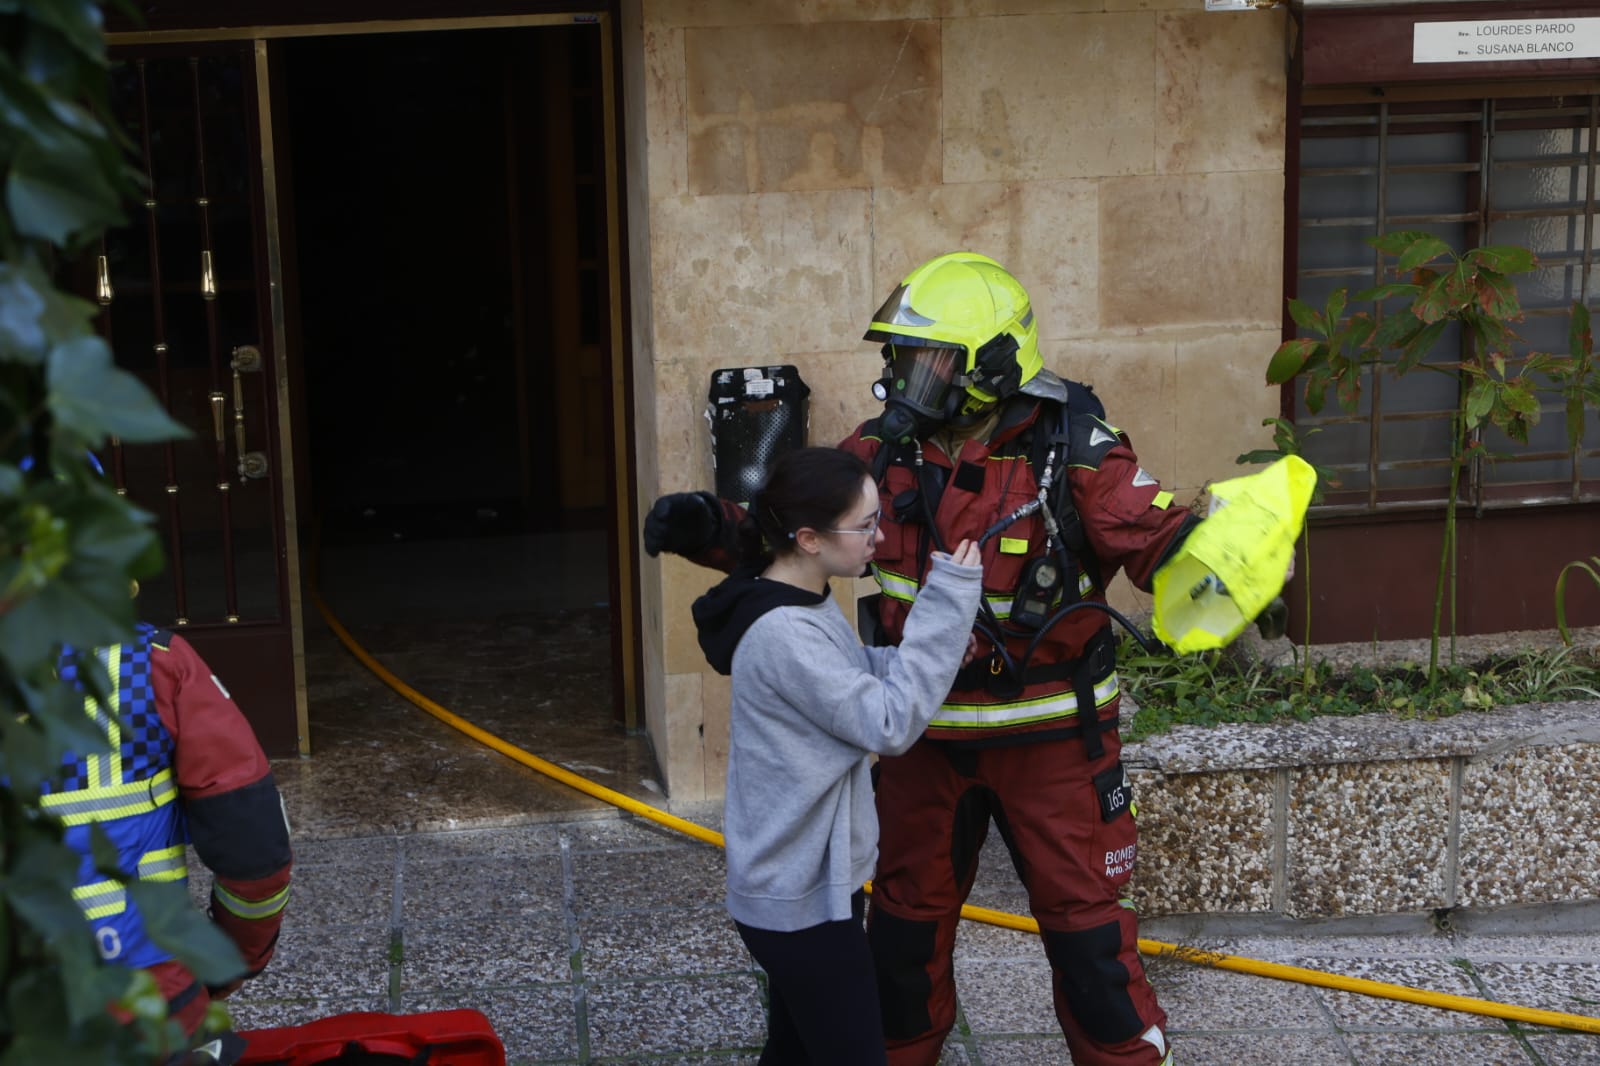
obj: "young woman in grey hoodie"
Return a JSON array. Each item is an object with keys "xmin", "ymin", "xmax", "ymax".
[{"xmin": 692, "ymin": 446, "xmax": 982, "ymax": 1065}]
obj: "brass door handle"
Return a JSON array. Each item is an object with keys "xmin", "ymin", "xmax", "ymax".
[{"xmin": 230, "ymin": 344, "xmax": 269, "ymax": 480}]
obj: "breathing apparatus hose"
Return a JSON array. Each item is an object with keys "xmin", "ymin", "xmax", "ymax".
[{"xmin": 306, "ymin": 565, "xmax": 1600, "ymax": 1036}]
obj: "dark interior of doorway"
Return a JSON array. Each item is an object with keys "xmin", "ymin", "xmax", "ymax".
[
  {"xmin": 277, "ymin": 26, "xmax": 634, "ymax": 773},
  {"xmin": 285, "ymin": 27, "xmax": 605, "ymax": 546}
]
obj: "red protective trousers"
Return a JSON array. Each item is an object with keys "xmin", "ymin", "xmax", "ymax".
[{"xmin": 867, "ymin": 717, "xmax": 1169, "ymax": 1066}]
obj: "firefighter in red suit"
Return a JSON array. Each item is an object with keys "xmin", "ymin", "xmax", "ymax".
[
  {"xmin": 49, "ymin": 620, "xmax": 292, "ymax": 1054},
  {"xmin": 645, "ymin": 252, "xmax": 1221, "ymax": 1065}
]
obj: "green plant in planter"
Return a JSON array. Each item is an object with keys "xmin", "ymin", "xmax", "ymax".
[
  {"xmin": 1263, "ymin": 231, "xmax": 1599, "ymax": 688},
  {"xmin": 2, "ymin": 1, "xmax": 246, "ymax": 1062},
  {"xmin": 1555, "ymin": 556, "xmax": 1600, "ymax": 647}
]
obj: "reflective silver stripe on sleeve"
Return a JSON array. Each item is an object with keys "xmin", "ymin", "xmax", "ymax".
[{"xmin": 213, "ymin": 881, "xmax": 291, "ymax": 920}]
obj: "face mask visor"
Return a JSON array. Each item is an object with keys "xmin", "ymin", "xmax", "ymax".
[{"xmin": 881, "ymin": 343, "xmax": 966, "ymax": 417}]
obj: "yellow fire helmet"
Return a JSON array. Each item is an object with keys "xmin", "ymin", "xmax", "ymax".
[
  {"xmin": 1151, "ymin": 454, "xmax": 1318, "ymax": 654},
  {"xmin": 864, "ymin": 252, "xmax": 1043, "ymax": 406}
]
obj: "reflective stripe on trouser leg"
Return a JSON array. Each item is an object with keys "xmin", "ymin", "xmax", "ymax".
[
  {"xmin": 869, "ymin": 740, "xmax": 991, "ymax": 1066},
  {"xmin": 975, "ymin": 721, "xmax": 1170, "ymax": 1066}
]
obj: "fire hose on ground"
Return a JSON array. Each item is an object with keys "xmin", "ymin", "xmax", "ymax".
[{"xmin": 308, "ymin": 582, "xmax": 1600, "ymax": 1038}]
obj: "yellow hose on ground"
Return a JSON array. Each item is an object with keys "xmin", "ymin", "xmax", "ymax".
[{"xmin": 310, "ymin": 587, "xmax": 1600, "ymax": 1037}]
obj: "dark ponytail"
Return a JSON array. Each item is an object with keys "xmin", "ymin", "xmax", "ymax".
[{"xmin": 737, "ymin": 447, "xmax": 872, "ymax": 566}]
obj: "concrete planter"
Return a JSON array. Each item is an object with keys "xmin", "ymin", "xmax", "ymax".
[{"xmin": 1123, "ymin": 700, "xmax": 1600, "ymax": 919}]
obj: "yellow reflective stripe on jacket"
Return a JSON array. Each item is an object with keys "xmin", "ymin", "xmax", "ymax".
[
  {"xmin": 137, "ymin": 845, "xmax": 187, "ymax": 883},
  {"xmin": 44, "ymin": 644, "xmax": 180, "ymax": 826},
  {"xmin": 71, "ymin": 844, "xmax": 188, "ymax": 919},
  {"xmin": 73, "ymin": 879, "xmax": 126, "ymax": 920},
  {"xmin": 874, "ymin": 565, "xmax": 1018, "ymax": 619},
  {"xmin": 213, "ymin": 881, "xmax": 291, "ymax": 921},
  {"xmin": 931, "ymin": 673, "xmax": 1119, "ymax": 729},
  {"xmin": 877, "ymin": 567, "xmax": 1094, "ymax": 615},
  {"xmin": 872, "ymin": 564, "xmax": 919, "ymax": 604},
  {"xmin": 40, "ymin": 768, "xmax": 177, "ymax": 826}
]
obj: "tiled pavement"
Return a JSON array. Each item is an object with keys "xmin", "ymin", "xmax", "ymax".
[
  {"xmin": 206, "ymin": 808, "xmax": 1600, "ymax": 1066},
  {"xmin": 252, "ymin": 547, "xmax": 1600, "ymax": 1064}
]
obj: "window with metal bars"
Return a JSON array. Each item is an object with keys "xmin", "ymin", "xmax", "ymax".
[{"xmin": 1293, "ymin": 93, "xmax": 1600, "ymax": 515}]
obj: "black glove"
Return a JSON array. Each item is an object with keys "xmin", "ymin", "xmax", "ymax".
[
  {"xmin": 642, "ymin": 491, "xmax": 721, "ymax": 557},
  {"xmin": 1255, "ymin": 596, "xmax": 1289, "ymax": 641}
]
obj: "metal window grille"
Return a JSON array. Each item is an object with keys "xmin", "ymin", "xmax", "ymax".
[{"xmin": 1294, "ymin": 94, "xmax": 1600, "ymax": 515}]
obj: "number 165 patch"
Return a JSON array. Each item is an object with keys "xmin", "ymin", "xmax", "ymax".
[{"xmin": 1093, "ymin": 762, "xmax": 1135, "ymax": 823}]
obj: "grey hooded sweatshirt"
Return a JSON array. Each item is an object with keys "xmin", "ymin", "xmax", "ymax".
[{"xmin": 692, "ymin": 553, "xmax": 982, "ymax": 932}]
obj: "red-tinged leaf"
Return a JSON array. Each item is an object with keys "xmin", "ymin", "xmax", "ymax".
[
  {"xmin": 1500, "ymin": 410, "xmax": 1534, "ymax": 445},
  {"xmin": 1473, "ymin": 269, "xmax": 1521, "ymax": 318},
  {"xmin": 1266, "ymin": 338, "xmax": 1321, "ymax": 384},
  {"xmin": 1474, "ymin": 316, "xmax": 1515, "ymax": 353},
  {"xmin": 1464, "ymin": 379, "xmax": 1495, "ymax": 427},
  {"xmin": 1335, "ymin": 359, "xmax": 1362, "ymax": 412},
  {"xmin": 1490, "ymin": 351, "xmax": 1505, "ymax": 378},
  {"xmin": 1287, "ymin": 297, "xmax": 1323, "ymax": 335},
  {"xmin": 1368, "ymin": 230, "xmax": 1439, "ymax": 256},
  {"xmin": 1415, "ymin": 275, "xmax": 1455, "ymax": 324},
  {"xmin": 1502, "ymin": 383, "xmax": 1542, "ymax": 418},
  {"xmin": 1397, "ymin": 236, "xmax": 1454, "ymax": 273},
  {"xmin": 1326, "ymin": 287, "xmax": 1348, "ymax": 325},
  {"xmin": 1570, "ymin": 300, "xmax": 1592, "ymax": 360},
  {"xmin": 1354, "ymin": 282, "xmax": 1422, "ymax": 303},
  {"xmin": 1396, "ymin": 319, "xmax": 1447, "ymax": 374},
  {"xmin": 1304, "ymin": 367, "xmax": 1331, "ymax": 415},
  {"xmin": 1443, "ymin": 261, "xmax": 1476, "ymax": 308},
  {"xmin": 1567, "ymin": 391, "xmax": 1588, "ymax": 453},
  {"xmin": 1342, "ymin": 313, "xmax": 1377, "ymax": 351},
  {"xmin": 1374, "ymin": 308, "xmax": 1424, "ymax": 349},
  {"xmin": 1465, "ymin": 245, "xmax": 1537, "ymax": 274}
]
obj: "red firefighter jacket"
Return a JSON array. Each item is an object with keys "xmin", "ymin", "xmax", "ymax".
[
  {"xmin": 142, "ymin": 628, "xmax": 293, "ymax": 1029},
  {"xmin": 837, "ymin": 396, "xmax": 1193, "ymax": 744}
]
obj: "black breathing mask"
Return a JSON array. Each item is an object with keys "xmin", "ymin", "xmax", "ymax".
[{"xmin": 871, "ymin": 343, "xmax": 969, "ymax": 445}]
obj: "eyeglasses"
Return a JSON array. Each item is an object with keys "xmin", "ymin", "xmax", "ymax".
[{"xmin": 823, "ymin": 510, "xmax": 882, "ymax": 537}]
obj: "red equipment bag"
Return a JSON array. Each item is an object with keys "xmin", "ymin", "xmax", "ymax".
[{"xmin": 236, "ymin": 1010, "xmax": 505, "ymax": 1066}]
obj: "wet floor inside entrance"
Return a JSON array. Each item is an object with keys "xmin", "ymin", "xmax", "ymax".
[{"xmin": 275, "ymin": 533, "xmax": 662, "ymax": 840}]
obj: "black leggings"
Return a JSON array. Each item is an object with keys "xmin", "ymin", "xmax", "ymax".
[{"xmin": 735, "ymin": 890, "xmax": 887, "ymax": 1066}]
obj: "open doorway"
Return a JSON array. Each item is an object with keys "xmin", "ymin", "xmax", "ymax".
[{"xmin": 271, "ymin": 24, "xmax": 650, "ymax": 825}]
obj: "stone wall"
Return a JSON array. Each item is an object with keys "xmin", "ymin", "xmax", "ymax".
[
  {"xmin": 626, "ymin": 0, "xmax": 1293, "ymax": 799},
  {"xmin": 1126, "ymin": 701, "xmax": 1600, "ymax": 918}
]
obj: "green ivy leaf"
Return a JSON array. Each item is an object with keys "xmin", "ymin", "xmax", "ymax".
[
  {"xmin": 0, "ymin": 258, "xmax": 97, "ymax": 365},
  {"xmin": 16, "ymin": 0, "xmax": 109, "ymax": 71},
  {"xmin": 47, "ymin": 336, "xmax": 188, "ymax": 443},
  {"xmin": 7, "ymin": 137, "xmax": 125, "ymax": 247},
  {"xmin": 0, "ymin": 563, "xmax": 134, "ymax": 666},
  {"xmin": 124, "ymin": 880, "xmax": 245, "ymax": 987}
]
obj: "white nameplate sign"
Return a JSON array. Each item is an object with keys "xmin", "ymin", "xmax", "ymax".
[{"xmin": 1414, "ymin": 17, "xmax": 1600, "ymax": 64}]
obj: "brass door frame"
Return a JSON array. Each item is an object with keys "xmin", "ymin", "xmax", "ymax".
[{"xmin": 108, "ymin": 12, "xmax": 640, "ymax": 749}]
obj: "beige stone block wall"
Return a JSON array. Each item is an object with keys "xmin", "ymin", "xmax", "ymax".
[{"xmin": 632, "ymin": 0, "xmax": 1291, "ymax": 800}]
